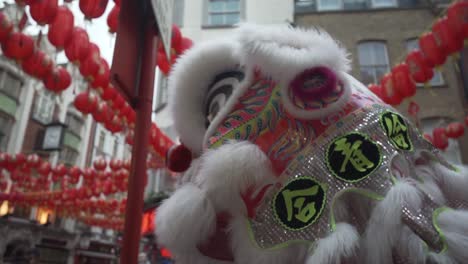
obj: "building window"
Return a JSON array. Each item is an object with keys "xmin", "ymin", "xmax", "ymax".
[
  {"xmin": 33, "ymin": 90, "xmax": 55, "ymax": 124},
  {"xmin": 59, "ymin": 146, "xmax": 79, "ymax": 166},
  {"xmin": 0, "ymin": 112, "xmax": 13, "ymax": 152},
  {"xmin": 207, "ymin": 0, "xmax": 241, "ymax": 26},
  {"xmin": 317, "ymin": 0, "xmax": 342, "ymax": 11},
  {"xmin": 358, "ymin": 41, "xmax": 390, "ymax": 85},
  {"xmin": 0, "ymin": 70, "xmax": 22, "ymax": 100},
  {"xmin": 371, "ymin": 0, "xmax": 396, "ymax": 8},
  {"xmin": 421, "ymin": 117, "xmax": 462, "ymax": 164},
  {"xmin": 65, "ymin": 112, "xmax": 84, "ymax": 138},
  {"xmin": 173, "ymin": 0, "xmax": 185, "ymax": 27},
  {"xmin": 112, "ymin": 138, "xmax": 119, "ymax": 157},
  {"xmin": 406, "ymin": 38, "xmax": 444, "ymax": 86}
]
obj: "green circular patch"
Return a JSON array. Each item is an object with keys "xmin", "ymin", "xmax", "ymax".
[
  {"xmin": 380, "ymin": 111, "xmax": 413, "ymax": 151},
  {"xmin": 326, "ymin": 132, "xmax": 382, "ymax": 182},
  {"xmin": 273, "ymin": 177, "xmax": 326, "ymax": 231}
]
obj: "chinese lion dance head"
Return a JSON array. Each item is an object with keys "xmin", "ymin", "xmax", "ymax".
[{"xmin": 155, "ymin": 24, "xmax": 468, "ymax": 264}]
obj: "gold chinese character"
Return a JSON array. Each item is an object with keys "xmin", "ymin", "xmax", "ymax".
[
  {"xmin": 281, "ymin": 186, "xmax": 319, "ymax": 223},
  {"xmin": 384, "ymin": 114, "xmax": 409, "ymax": 149},
  {"xmin": 334, "ymin": 138, "xmax": 375, "ymax": 173}
]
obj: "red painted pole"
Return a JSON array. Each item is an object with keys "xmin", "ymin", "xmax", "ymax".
[{"xmin": 119, "ymin": 18, "xmax": 158, "ymax": 264}]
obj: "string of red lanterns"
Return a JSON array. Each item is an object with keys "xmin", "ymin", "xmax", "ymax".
[{"xmin": 368, "ymin": 0, "xmax": 468, "ymax": 151}]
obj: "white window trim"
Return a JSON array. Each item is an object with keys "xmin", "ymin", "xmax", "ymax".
[
  {"xmin": 371, "ymin": 0, "xmax": 397, "ymax": 8},
  {"xmin": 358, "ymin": 41, "xmax": 391, "ymax": 84},
  {"xmin": 203, "ymin": 0, "xmax": 244, "ymax": 27},
  {"xmin": 317, "ymin": 0, "xmax": 343, "ymax": 11}
]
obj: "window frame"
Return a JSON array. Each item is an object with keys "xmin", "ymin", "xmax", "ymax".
[
  {"xmin": 32, "ymin": 90, "xmax": 56, "ymax": 125},
  {"xmin": 317, "ymin": 0, "xmax": 343, "ymax": 11},
  {"xmin": 0, "ymin": 69, "xmax": 23, "ymax": 102},
  {"xmin": 357, "ymin": 40, "xmax": 391, "ymax": 85},
  {"xmin": 204, "ymin": 0, "xmax": 243, "ymax": 27},
  {"xmin": 371, "ymin": 0, "xmax": 397, "ymax": 8},
  {"xmin": 64, "ymin": 112, "xmax": 84, "ymax": 139},
  {"xmin": 58, "ymin": 146, "xmax": 79, "ymax": 166}
]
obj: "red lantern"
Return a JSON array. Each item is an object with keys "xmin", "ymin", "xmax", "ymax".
[
  {"xmin": 109, "ymin": 159, "xmax": 122, "ymax": 171},
  {"xmin": 54, "ymin": 164, "xmax": 68, "ymax": 177},
  {"xmin": 69, "ymin": 166, "xmax": 81, "ymax": 184},
  {"xmin": 93, "ymin": 158, "xmax": 107, "ymax": 171},
  {"xmin": 391, "ymin": 63, "xmax": 416, "ymax": 98},
  {"xmin": 90, "ymin": 58, "xmax": 110, "ymax": 89},
  {"xmin": 0, "ymin": 180, "xmax": 7, "ymax": 192},
  {"xmin": 79, "ymin": 0, "xmax": 109, "ymax": 20},
  {"xmin": 44, "ymin": 66, "xmax": 71, "ymax": 93},
  {"xmin": 30, "ymin": 0, "xmax": 59, "ymax": 25},
  {"xmin": 92, "ymin": 101, "xmax": 111, "ymax": 123},
  {"xmin": 74, "ymin": 92, "xmax": 98, "ymax": 114},
  {"xmin": 446, "ymin": 122, "xmax": 465, "ymax": 139},
  {"xmin": 111, "ymin": 93, "xmax": 124, "ymax": 111},
  {"xmin": 405, "ymin": 50, "xmax": 434, "ymax": 83},
  {"xmin": 65, "ymin": 27, "xmax": 90, "ymax": 64},
  {"xmin": 83, "ymin": 168, "xmax": 96, "ymax": 181},
  {"xmin": 0, "ymin": 12, "xmax": 13, "ymax": 43},
  {"xmin": 107, "ymin": 4, "xmax": 119, "ymax": 33},
  {"xmin": 2, "ymin": 32, "xmax": 35, "ymax": 60},
  {"xmin": 380, "ymin": 73, "xmax": 403, "ymax": 105},
  {"xmin": 21, "ymin": 50, "xmax": 53, "ymax": 79},
  {"xmin": 125, "ymin": 131, "xmax": 133, "ymax": 145},
  {"xmin": 433, "ymin": 127, "xmax": 449, "ymax": 150},
  {"xmin": 38, "ymin": 161, "xmax": 51, "ymax": 176},
  {"xmin": 447, "ymin": 1, "xmax": 468, "ymax": 39},
  {"xmin": 26, "ymin": 154, "xmax": 41, "ymax": 168},
  {"xmin": 102, "ymin": 84, "xmax": 117, "ymax": 102},
  {"xmin": 419, "ymin": 32, "xmax": 446, "ymax": 68},
  {"xmin": 79, "ymin": 43, "xmax": 100, "ymax": 79},
  {"xmin": 48, "ymin": 6, "xmax": 74, "ymax": 49},
  {"xmin": 432, "ymin": 17, "xmax": 463, "ymax": 56},
  {"xmin": 105, "ymin": 115, "xmax": 123, "ymax": 133}
]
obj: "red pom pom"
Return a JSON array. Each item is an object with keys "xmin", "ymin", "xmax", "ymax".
[{"xmin": 166, "ymin": 144, "xmax": 192, "ymax": 173}]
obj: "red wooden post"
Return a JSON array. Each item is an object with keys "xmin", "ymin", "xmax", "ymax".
[{"xmin": 119, "ymin": 16, "xmax": 158, "ymax": 264}]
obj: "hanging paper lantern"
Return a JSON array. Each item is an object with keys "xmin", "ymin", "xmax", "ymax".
[
  {"xmin": 79, "ymin": 43, "xmax": 101, "ymax": 79},
  {"xmin": 69, "ymin": 166, "xmax": 81, "ymax": 184},
  {"xmin": 92, "ymin": 101, "xmax": 111, "ymax": 123},
  {"xmin": 93, "ymin": 157, "xmax": 107, "ymax": 171},
  {"xmin": 405, "ymin": 50, "xmax": 434, "ymax": 83},
  {"xmin": 74, "ymin": 92, "xmax": 98, "ymax": 114},
  {"xmin": 79, "ymin": 0, "xmax": 109, "ymax": 20},
  {"xmin": 90, "ymin": 58, "xmax": 110, "ymax": 89},
  {"xmin": 30, "ymin": 0, "xmax": 59, "ymax": 25},
  {"xmin": 21, "ymin": 50, "xmax": 54, "ymax": 79},
  {"xmin": 447, "ymin": 1, "xmax": 468, "ymax": 39},
  {"xmin": 38, "ymin": 161, "xmax": 51, "ymax": 176},
  {"xmin": 111, "ymin": 93, "xmax": 125, "ymax": 112},
  {"xmin": 2, "ymin": 32, "xmax": 35, "ymax": 61},
  {"xmin": 0, "ymin": 180, "xmax": 7, "ymax": 192},
  {"xmin": 433, "ymin": 127, "xmax": 449, "ymax": 150},
  {"xmin": 44, "ymin": 66, "xmax": 71, "ymax": 93},
  {"xmin": 65, "ymin": 27, "xmax": 90, "ymax": 64},
  {"xmin": 53, "ymin": 164, "xmax": 68, "ymax": 177},
  {"xmin": 391, "ymin": 63, "xmax": 416, "ymax": 98},
  {"xmin": 432, "ymin": 17, "xmax": 463, "ymax": 56},
  {"xmin": 109, "ymin": 159, "xmax": 122, "ymax": 171},
  {"xmin": 102, "ymin": 84, "xmax": 117, "ymax": 102},
  {"xmin": 446, "ymin": 122, "xmax": 465, "ymax": 139},
  {"xmin": 47, "ymin": 6, "xmax": 74, "ymax": 49},
  {"xmin": 380, "ymin": 73, "xmax": 403, "ymax": 105},
  {"xmin": 125, "ymin": 131, "xmax": 133, "ymax": 145},
  {"xmin": 105, "ymin": 115, "xmax": 123, "ymax": 133},
  {"xmin": 0, "ymin": 12, "xmax": 13, "ymax": 43},
  {"xmin": 107, "ymin": 4, "xmax": 119, "ymax": 33},
  {"xmin": 419, "ymin": 32, "xmax": 446, "ymax": 68},
  {"xmin": 26, "ymin": 154, "xmax": 41, "ymax": 168},
  {"xmin": 83, "ymin": 168, "xmax": 96, "ymax": 181}
]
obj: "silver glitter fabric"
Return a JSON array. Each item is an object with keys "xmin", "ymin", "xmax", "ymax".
[{"xmin": 248, "ymin": 93, "xmax": 447, "ymax": 252}]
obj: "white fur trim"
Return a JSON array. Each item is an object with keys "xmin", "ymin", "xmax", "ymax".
[
  {"xmin": 306, "ymin": 223, "xmax": 359, "ymax": 264},
  {"xmin": 155, "ymin": 184, "xmax": 216, "ymax": 258},
  {"xmin": 229, "ymin": 216, "xmax": 308, "ymax": 264},
  {"xmin": 361, "ymin": 181, "xmax": 422, "ymax": 264},
  {"xmin": 236, "ymin": 23, "xmax": 350, "ymax": 84},
  {"xmin": 437, "ymin": 209, "xmax": 468, "ymax": 263},
  {"xmin": 168, "ymin": 39, "xmax": 241, "ymax": 155},
  {"xmin": 195, "ymin": 140, "xmax": 275, "ymax": 214}
]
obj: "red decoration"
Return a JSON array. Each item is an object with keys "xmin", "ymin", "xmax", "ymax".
[
  {"xmin": 30, "ymin": 0, "xmax": 58, "ymax": 25},
  {"xmin": 111, "ymin": 93, "xmax": 124, "ymax": 111},
  {"xmin": 433, "ymin": 127, "xmax": 449, "ymax": 150},
  {"xmin": 380, "ymin": 73, "xmax": 403, "ymax": 105},
  {"xmin": 26, "ymin": 154, "xmax": 41, "ymax": 168},
  {"xmin": 446, "ymin": 122, "xmax": 465, "ymax": 139},
  {"xmin": 391, "ymin": 63, "xmax": 416, "ymax": 98},
  {"xmin": 105, "ymin": 115, "xmax": 123, "ymax": 133},
  {"xmin": 93, "ymin": 158, "xmax": 107, "ymax": 171},
  {"xmin": 79, "ymin": 0, "xmax": 109, "ymax": 20},
  {"xmin": 21, "ymin": 50, "xmax": 53, "ymax": 79},
  {"xmin": 419, "ymin": 32, "xmax": 446, "ymax": 68},
  {"xmin": 107, "ymin": 4, "xmax": 119, "ymax": 33},
  {"xmin": 176, "ymin": 37, "xmax": 193, "ymax": 54},
  {"xmin": 405, "ymin": 50, "xmax": 434, "ymax": 83},
  {"xmin": 0, "ymin": 13, "xmax": 13, "ymax": 43},
  {"xmin": 38, "ymin": 161, "xmax": 51, "ymax": 176},
  {"xmin": 166, "ymin": 144, "xmax": 192, "ymax": 173},
  {"xmin": 53, "ymin": 164, "xmax": 68, "ymax": 177},
  {"xmin": 65, "ymin": 27, "xmax": 90, "ymax": 64},
  {"xmin": 0, "ymin": 180, "xmax": 7, "ymax": 192},
  {"xmin": 109, "ymin": 159, "xmax": 122, "ymax": 171},
  {"xmin": 368, "ymin": 83, "xmax": 383, "ymax": 99},
  {"xmin": 432, "ymin": 17, "xmax": 463, "ymax": 56},
  {"xmin": 79, "ymin": 43, "xmax": 101, "ymax": 79},
  {"xmin": 83, "ymin": 168, "xmax": 96, "ymax": 181},
  {"xmin": 2, "ymin": 32, "xmax": 35, "ymax": 61},
  {"xmin": 44, "ymin": 66, "xmax": 71, "ymax": 93},
  {"xmin": 90, "ymin": 58, "xmax": 110, "ymax": 89},
  {"xmin": 47, "ymin": 6, "xmax": 74, "ymax": 49},
  {"xmin": 408, "ymin": 101, "xmax": 420, "ymax": 117},
  {"xmin": 447, "ymin": 1, "xmax": 468, "ymax": 39},
  {"xmin": 69, "ymin": 166, "xmax": 82, "ymax": 184},
  {"xmin": 101, "ymin": 84, "xmax": 117, "ymax": 102},
  {"xmin": 74, "ymin": 92, "xmax": 98, "ymax": 114},
  {"xmin": 125, "ymin": 131, "xmax": 133, "ymax": 145},
  {"xmin": 92, "ymin": 101, "xmax": 111, "ymax": 123}
]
